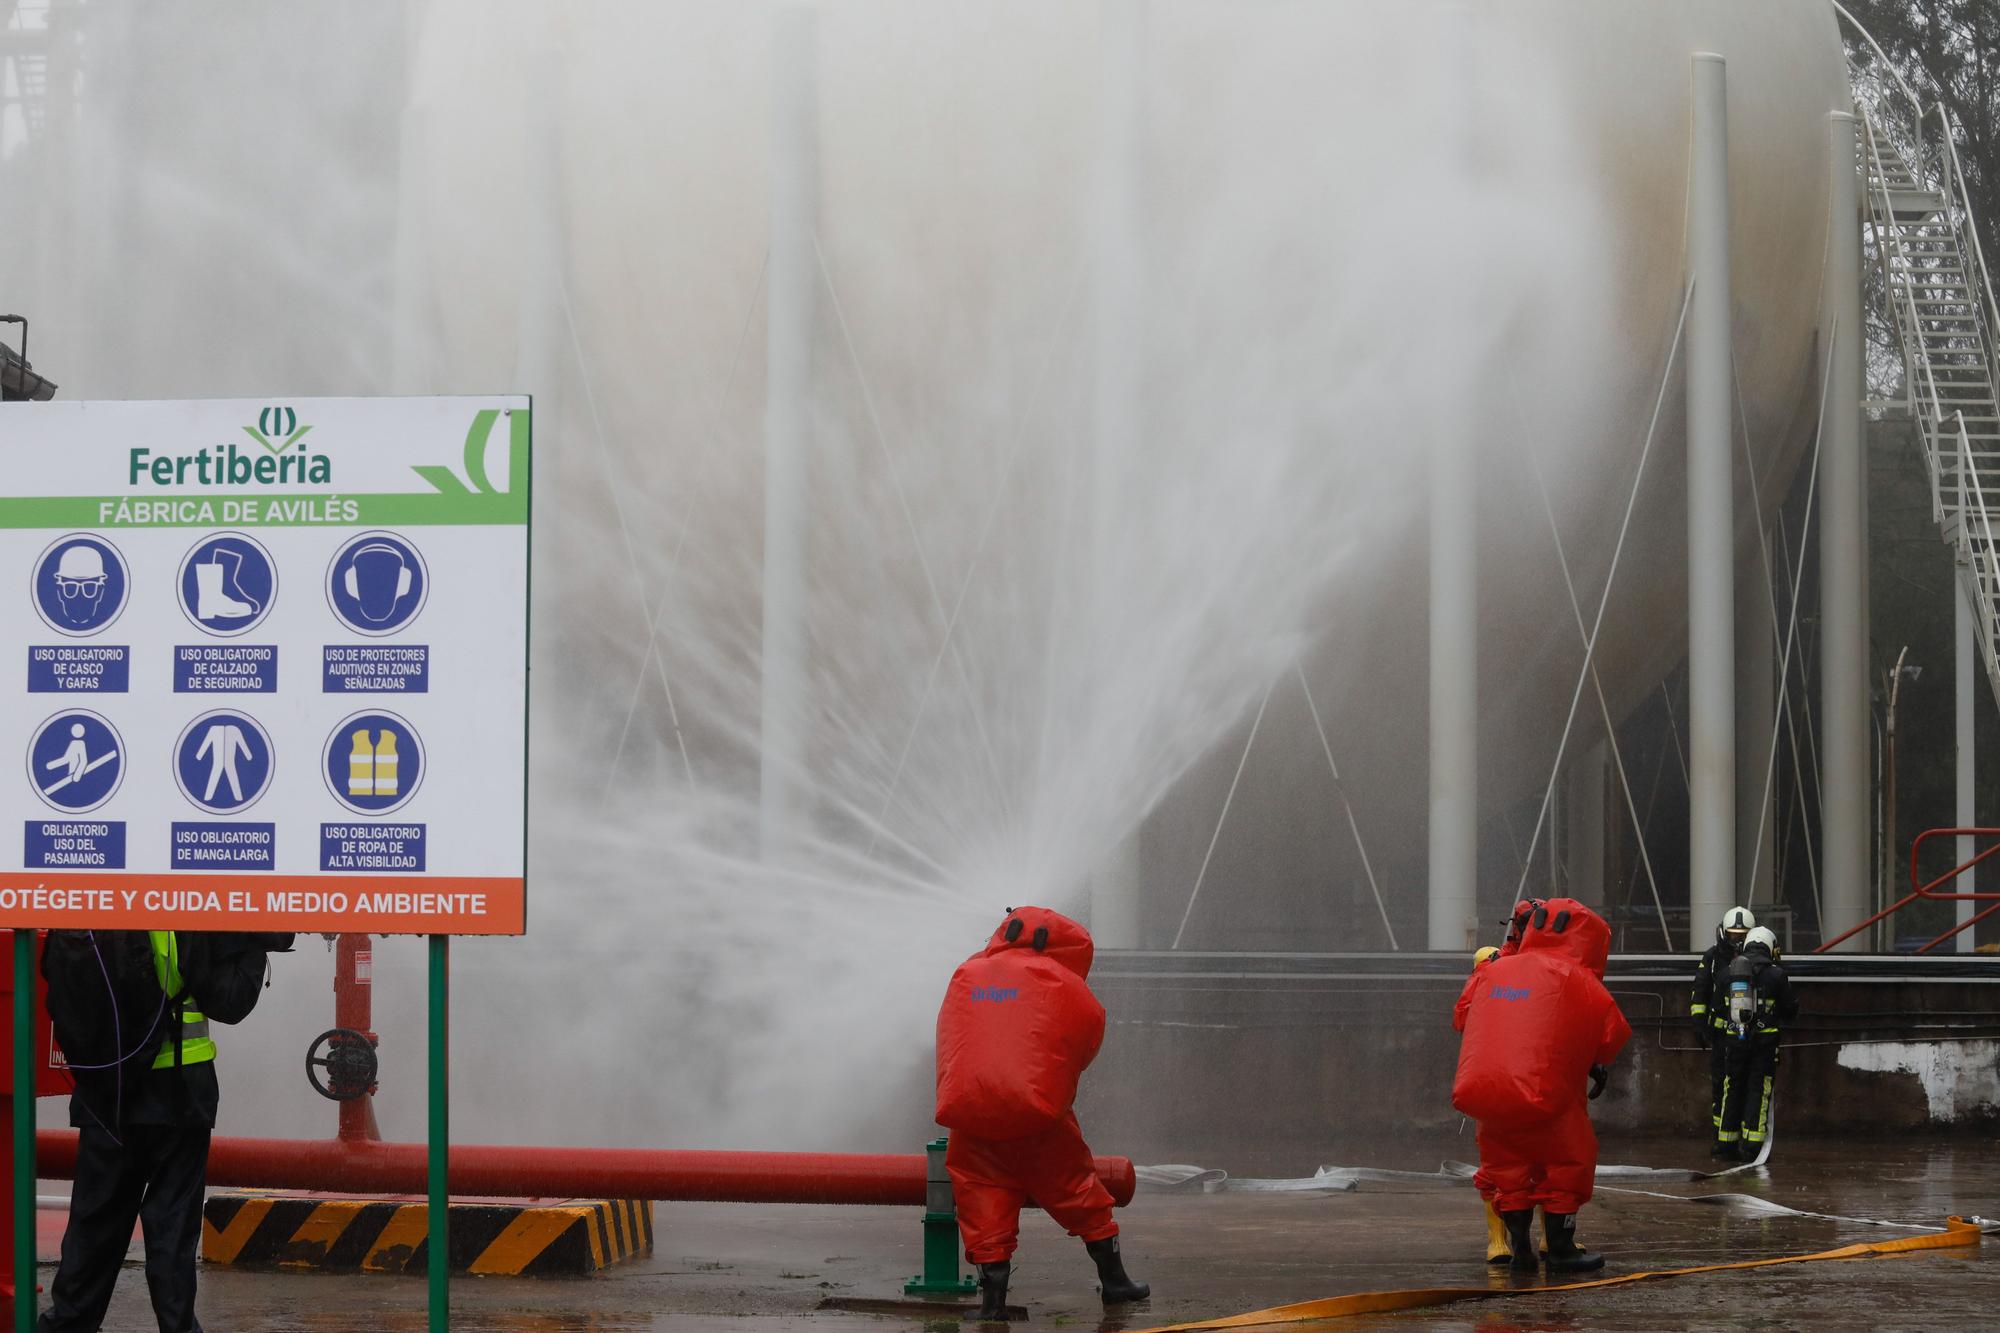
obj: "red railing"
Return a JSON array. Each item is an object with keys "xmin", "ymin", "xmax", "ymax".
[{"xmin": 1816, "ymin": 827, "xmax": 2000, "ymax": 953}]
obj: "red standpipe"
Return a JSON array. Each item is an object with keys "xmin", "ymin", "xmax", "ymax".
[
  {"xmin": 333, "ymin": 933, "xmax": 381, "ymax": 1143},
  {"xmin": 34, "ymin": 1132, "xmax": 1138, "ymax": 1208}
]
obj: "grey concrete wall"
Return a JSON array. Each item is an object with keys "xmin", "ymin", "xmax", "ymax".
[{"xmin": 1080, "ymin": 962, "xmax": 2000, "ymax": 1162}]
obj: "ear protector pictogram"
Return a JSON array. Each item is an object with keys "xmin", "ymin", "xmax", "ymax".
[{"xmin": 344, "ymin": 543, "xmax": 412, "ymax": 606}]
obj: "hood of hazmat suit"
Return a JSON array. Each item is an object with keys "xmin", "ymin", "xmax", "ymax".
[
  {"xmin": 1450, "ymin": 898, "xmax": 1630, "ymax": 1125},
  {"xmin": 935, "ymin": 907, "xmax": 1106, "ymax": 1141},
  {"xmin": 1500, "ymin": 898, "xmax": 1543, "ymax": 956}
]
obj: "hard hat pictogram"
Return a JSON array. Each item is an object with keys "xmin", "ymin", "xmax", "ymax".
[{"xmin": 32, "ymin": 535, "xmax": 129, "ymax": 636}]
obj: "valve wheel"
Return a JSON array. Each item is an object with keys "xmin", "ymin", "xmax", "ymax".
[{"xmin": 306, "ymin": 1027, "xmax": 379, "ymax": 1102}]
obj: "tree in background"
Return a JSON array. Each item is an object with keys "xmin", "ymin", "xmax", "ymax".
[{"xmin": 1841, "ymin": 1, "xmax": 2000, "ymax": 394}]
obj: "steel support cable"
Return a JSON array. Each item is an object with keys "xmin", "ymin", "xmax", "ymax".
[
  {"xmin": 559, "ymin": 271, "xmax": 705, "ymax": 793},
  {"xmin": 1729, "ymin": 348, "xmax": 1795, "ymax": 902},
  {"xmin": 1170, "ymin": 679, "xmax": 1276, "ymax": 951},
  {"xmin": 1768, "ymin": 507, "xmax": 1826, "ymax": 906},
  {"xmin": 1294, "ymin": 662, "xmax": 1397, "ymax": 950},
  {"xmin": 1774, "ymin": 506, "xmax": 1829, "ymax": 818},
  {"xmin": 1659, "ymin": 679, "xmax": 1692, "ymax": 792},
  {"xmin": 855, "ymin": 267, "xmax": 1083, "ymax": 862},
  {"xmin": 1737, "ymin": 334, "xmax": 1839, "ymax": 926},
  {"xmin": 813, "ymin": 235, "xmax": 1013, "ymax": 825},
  {"xmin": 1617, "ymin": 742, "xmax": 1671, "ymax": 922},
  {"xmin": 1522, "ymin": 437, "xmax": 1672, "ymax": 951},
  {"xmin": 602, "ymin": 255, "xmax": 768, "ymax": 792},
  {"xmin": 1512, "ymin": 280, "xmax": 1694, "ymax": 911}
]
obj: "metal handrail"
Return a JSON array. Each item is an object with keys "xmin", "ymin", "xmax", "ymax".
[
  {"xmin": 1832, "ymin": 1, "xmax": 1931, "ymax": 168},
  {"xmin": 1815, "ymin": 825, "xmax": 2000, "ymax": 953},
  {"xmin": 1956, "ymin": 412, "xmax": 2000, "ymax": 685},
  {"xmin": 1859, "ymin": 105, "xmax": 1960, "ymax": 527},
  {"xmin": 1937, "ymin": 107, "xmax": 2000, "ymax": 359}
]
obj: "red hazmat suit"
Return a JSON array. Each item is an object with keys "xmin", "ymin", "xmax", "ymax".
[
  {"xmin": 935, "ymin": 907, "xmax": 1119, "ymax": 1263},
  {"xmin": 1451, "ymin": 898, "xmax": 1630, "ymax": 1214}
]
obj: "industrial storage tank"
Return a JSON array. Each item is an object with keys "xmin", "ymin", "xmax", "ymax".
[{"xmin": 0, "ymin": 0, "xmax": 1850, "ymax": 1147}]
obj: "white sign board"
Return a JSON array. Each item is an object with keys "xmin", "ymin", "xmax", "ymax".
[{"xmin": 0, "ymin": 397, "xmax": 529, "ymax": 933}]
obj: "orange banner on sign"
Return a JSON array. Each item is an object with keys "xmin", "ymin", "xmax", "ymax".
[{"xmin": 0, "ymin": 874, "xmax": 524, "ymax": 934}]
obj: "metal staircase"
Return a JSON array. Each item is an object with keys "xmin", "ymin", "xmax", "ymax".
[{"xmin": 1852, "ymin": 67, "xmax": 2000, "ymax": 701}]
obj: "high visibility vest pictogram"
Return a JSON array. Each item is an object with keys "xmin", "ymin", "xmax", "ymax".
[{"xmin": 347, "ymin": 728, "xmax": 402, "ymax": 797}]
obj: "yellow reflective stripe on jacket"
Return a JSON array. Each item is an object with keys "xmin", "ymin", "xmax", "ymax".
[{"xmin": 148, "ymin": 931, "xmax": 216, "ymax": 1069}]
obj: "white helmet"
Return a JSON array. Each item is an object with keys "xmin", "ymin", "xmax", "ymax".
[
  {"xmin": 1717, "ymin": 906, "xmax": 1755, "ymax": 945},
  {"xmin": 54, "ymin": 545, "xmax": 106, "ymax": 582},
  {"xmin": 1744, "ymin": 926, "xmax": 1778, "ymax": 956}
]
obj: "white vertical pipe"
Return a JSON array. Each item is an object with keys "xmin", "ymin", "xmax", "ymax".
[
  {"xmin": 390, "ymin": 4, "xmax": 434, "ymax": 396},
  {"xmin": 1687, "ymin": 54, "xmax": 1737, "ymax": 943},
  {"xmin": 515, "ymin": 110, "xmax": 562, "ymax": 418},
  {"xmin": 1088, "ymin": 0, "xmax": 1145, "ymax": 948},
  {"xmin": 1822, "ymin": 111, "xmax": 1870, "ymax": 950},
  {"xmin": 1566, "ymin": 740, "xmax": 1607, "ymax": 907},
  {"xmin": 1427, "ymin": 2, "xmax": 1480, "ymax": 953},
  {"xmin": 761, "ymin": 5, "xmax": 817, "ymax": 862},
  {"xmin": 1428, "ymin": 432, "xmax": 1479, "ymax": 952},
  {"xmin": 390, "ymin": 105, "xmax": 434, "ymax": 395},
  {"xmin": 1956, "ymin": 581, "xmax": 1977, "ymax": 950},
  {"xmin": 1736, "ymin": 549, "xmax": 1774, "ymax": 908}
]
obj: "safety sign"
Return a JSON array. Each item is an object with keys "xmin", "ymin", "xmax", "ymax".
[
  {"xmin": 175, "ymin": 710, "xmax": 274, "ymax": 814},
  {"xmin": 0, "ymin": 397, "xmax": 530, "ymax": 933},
  {"xmin": 179, "ymin": 532, "xmax": 276, "ymax": 635},
  {"xmin": 33, "ymin": 535, "xmax": 128, "ymax": 636},
  {"xmin": 28, "ymin": 710, "xmax": 124, "ymax": 814},
  {"xmin": 327, "ymin": 531, "xmax": 428, "ymax": 635}
]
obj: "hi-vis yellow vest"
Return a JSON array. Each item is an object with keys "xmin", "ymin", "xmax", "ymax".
[{"xmin": 148, "ymin": 931, "xmax": 216, "ymax": 1069}]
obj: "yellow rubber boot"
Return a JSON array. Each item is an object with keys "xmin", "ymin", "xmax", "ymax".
[{"xmin": 1483, "ymin": 1198, "xmax": 1510, "ymax": 1264}]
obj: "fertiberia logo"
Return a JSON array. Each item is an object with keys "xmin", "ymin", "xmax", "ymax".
[{"xmin": 130, "ymin": 406, "xmax": 330, "ymax": 487}]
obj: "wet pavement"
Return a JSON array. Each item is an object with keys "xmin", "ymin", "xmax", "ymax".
[{"xmin": 53, "ymin": 1135, "xmax": 2000, "ymax": 1330}]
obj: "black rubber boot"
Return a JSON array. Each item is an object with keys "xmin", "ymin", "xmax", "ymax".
[
  {"xmin": 969, "ymin": 1261, "xmax": 1011, "ymax": 1321},
  {"xmin": 1710, "ymin": 1139, "xmax": 1734, "ymax": 1158},
  {"xmin": 1542, "ymin": 1212, "xmax": 1605, "ymax": 1273},
  {"xmin": 1086, "ymin": 1236, "xmax": 1150, "ymax": 1304},
  {"xmin": 1499, "ymin": 1209, "xmax": 1539, "ymax": 1272}
]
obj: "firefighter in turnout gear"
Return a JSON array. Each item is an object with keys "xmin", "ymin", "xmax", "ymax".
[
  {"xmin": 1714, "ymin": 926, "xmax": 1797, "ymax": 1162},
  {"xmin": 1692, "ymin": 906, "xmax": 1754, "ymax": 1147}
]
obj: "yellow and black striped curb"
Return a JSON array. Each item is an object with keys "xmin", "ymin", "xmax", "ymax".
[{"xmin": 202, "ymin": 1192, "xmax": 653, "ymax": 1276}]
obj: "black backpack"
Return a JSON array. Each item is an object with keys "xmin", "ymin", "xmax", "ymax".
[{"xmin": 42, "ymin": 930, "xmax": 184, "ymax": 1103}]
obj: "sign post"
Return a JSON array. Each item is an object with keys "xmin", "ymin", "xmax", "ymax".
[
  {"xmin": 0, "ymin": 397, "xmax": 531, "ymax": 1331},
  {"xmin": 430, "ymin": 934, "xmax": 449, "ymax": 1328},
  {"xmin": 11, "ymin": 930, "xmax": 30, "ymax": 1333}
]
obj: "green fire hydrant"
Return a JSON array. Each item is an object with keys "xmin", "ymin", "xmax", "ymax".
[{"xmin": 905, "ymin": 1137, "xmax": 978, "ymax": 1297}]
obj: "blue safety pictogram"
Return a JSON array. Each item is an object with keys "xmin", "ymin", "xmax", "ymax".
[
  {"xmin": 173, "ymin": 710, "xmax": 275, "ymax": 814},
  {"xmin": 32, "ymin": 535, "xmax": 129, "ymax": 636},
  {"xmin": 326, "ymin": 531, "xmax": 428, "ymax": 636},
  {"xmin": 323, "ymin": 710, "xmax": 424, "ymax": 816},
  {"xmin": 28, "ymin": 710, "xmax": 124, "ymax": 813},
  {"xmin": 178, "ymin": 532, "xmax": 277, "ymax": 636}
]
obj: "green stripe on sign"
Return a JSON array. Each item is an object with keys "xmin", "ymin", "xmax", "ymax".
[{"xmin": 0, "ymin": 491, "xmax": 527, "ymax": 529}]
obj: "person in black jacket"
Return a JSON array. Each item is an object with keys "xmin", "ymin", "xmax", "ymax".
[
  {"xmin": 1691, "ymin": 906, "xmax": 1754, "ymax": 1149},
  {"xmin": 1714, "ymin": 926, "xmax": 1797, "ymax": 1163},
  {"xmin": 41, "ymin": 930, "xmax": 291, "ymax": 1333}
]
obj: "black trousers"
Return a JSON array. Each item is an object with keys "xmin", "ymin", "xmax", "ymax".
[
  {"xmin": 39, "ymin": 1124, "xmax": 209, "ymax": 1333},
  {"xmin": 1718, "ymin": 1043, "xmax": 1780, "ymax": 1147}
]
